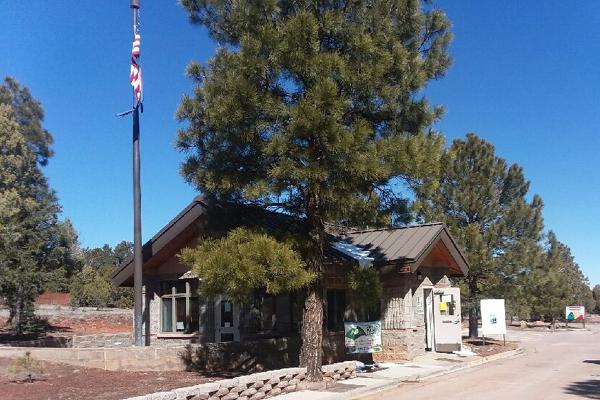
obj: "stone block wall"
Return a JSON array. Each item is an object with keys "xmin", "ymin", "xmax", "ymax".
[
  {"xmin": 0, "ymin": 336, "xmax": 72, "ymax": 348},
  {"xmin": 0, "ymin": 345, "xmax": 185, "ymax": 371},
  {"xmin": 72, "ymin": 333, "xmax": 133, "ymax": 348},
  {"xmin": 181, "ymin": 337, "xmax": 301, "ymax": 373},
  {"xmin": 377, "ymin": 268, "xmax": 451, "ymax": 361},
  {"xmin": 123, "ymin": 361, "xmax": 357, "ymax": 400},
  {"xmin": 373, "ymin": 326, "xmax": 426, "ymax": 362}
]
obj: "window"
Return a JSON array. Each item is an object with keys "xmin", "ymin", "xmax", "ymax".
[
  {"xmin": 327, "ymin": 290, "xmax": 346, "ymax": 331},
  {"xmin": 160, "ymin": 280, "xmax": 199, "ymax": 333},
  {"xmin": 260, "ymin": 294, "xmax": 276, "ymax": 331}
]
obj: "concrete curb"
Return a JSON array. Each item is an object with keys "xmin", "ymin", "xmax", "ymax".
[{"xmin": 327, "ymin": 348, "xmax": 526, "ymax": 400}]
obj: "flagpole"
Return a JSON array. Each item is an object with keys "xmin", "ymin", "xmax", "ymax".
[{"xmin": 131, "ymin": 0, "xmax": 144, "ymax": 347}]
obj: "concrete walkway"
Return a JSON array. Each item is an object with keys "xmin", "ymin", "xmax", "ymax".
[{"xmin": 272, "ymin": 348, "xmax": 523, "ymax": 400}]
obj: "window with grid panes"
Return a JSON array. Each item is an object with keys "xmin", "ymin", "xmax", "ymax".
[{"xmin": 160, "ymin": 280, "xmax": 199, "ymax": 333}]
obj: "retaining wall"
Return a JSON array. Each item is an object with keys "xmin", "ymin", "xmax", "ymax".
[
  {"xmin": 72, "ymin": 333, "xmax": 133, "ymax": 348},
  {"xmin": 124, "ymin": 361, "xmax": 357, "ymax": 400},
  {"xmin": 0, "ymin": 346, "xmax": 184, "ymax": 371}
]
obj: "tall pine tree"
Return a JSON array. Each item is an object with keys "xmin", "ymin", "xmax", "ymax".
[
  {"xmin": 414, "ymin": 133, "xmax": 544, "ymax": 337},
  {"xmin": 530, "ymin": 232, "xmax": 594, "ymax": 327},
  {"xmin": 177, "ymin": 1, "xmax": 452, "ymax": 379},
  {"xmin": 0, "ymin": 78, "xmax": 79, "ymax": 332}
]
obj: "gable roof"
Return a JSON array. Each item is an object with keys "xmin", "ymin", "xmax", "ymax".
[
  {"xmin": 112, "ymin": 198, "xmax": 469, "ymax": 287},
  {"xmin": 333, "ymin": 223, "xmax": 469, "ymax": 276},
  {"xmin": 111, "ymin": 196, "xmax": 209, "ymax": 287}
]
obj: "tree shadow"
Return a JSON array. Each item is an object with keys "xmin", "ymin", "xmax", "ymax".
[
  {"xmin": 583, "ymin": 360, "xmax": 600, "ymax": 365},
  {"xmin": 564, "ymin": 379, "xmax": 600, "ymax": 399},
  {"xmin": 179, "ymin": 336, "xmax": 301, "ymax": 377}
]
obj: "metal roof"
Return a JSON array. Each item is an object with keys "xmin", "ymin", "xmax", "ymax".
[
  {"xmin": 341, "ymin": 223, "xmax": 445, "ymax": 262},
  {"xmin": 331, "ymin": 223, "xmax": 469, "ymax": 276},
  {"xmin": 112, "ymin": 199, "xmax": 469, "ymax": 287}
]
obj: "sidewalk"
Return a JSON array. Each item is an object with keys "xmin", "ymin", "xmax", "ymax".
[{"xmin": 271, "ymin": 348, "xmax": 524, "ymax": 400}]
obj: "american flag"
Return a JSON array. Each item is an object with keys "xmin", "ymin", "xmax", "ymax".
[{"xmin": 130, "ymin": 9, "xmax": 142, "ymax": 105}]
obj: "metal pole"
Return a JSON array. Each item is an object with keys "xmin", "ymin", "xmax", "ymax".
[{"xmin": 131, "ymin": 0, "xmax": 143, "ymax": 347}]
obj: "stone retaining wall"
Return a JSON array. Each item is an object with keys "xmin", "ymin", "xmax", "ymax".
[
  {"xmin": 0, "ymin": 333, "xmax": 132, "ymax": 349},
  {"xmin": 0, "ymin": 336, "xmax": 72, "ymax": 348},
  {"xmin": 0, "ymin": 345, "xmax": 184, "ymax": 371},
  {"xmin": 124, "ymin": 361, "xmax": 357, "ymax": 400},
  {"xmin": 72, "ymin": 333, "xmax": 133, "ymax": 348}
]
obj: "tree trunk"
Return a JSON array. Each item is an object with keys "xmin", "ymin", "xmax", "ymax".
[
  {"xmin": 299, "ymin": 190, "xmax": 325, "ymax": 381},
  {"xmin": 468, "ymin": 277, "xmax": 478, "ymax": 338},
  {"xmin": 9, "ymin": 287, "xmax": 25, "ymax": 335},
  {"xmin": 299, "ymin": 283, "xmax": 323, "ymax": 381}
]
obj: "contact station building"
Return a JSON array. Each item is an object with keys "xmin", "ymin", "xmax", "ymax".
[{"xmin": 112, "ymin": 197, "xmax": 469, "ymax": 369}]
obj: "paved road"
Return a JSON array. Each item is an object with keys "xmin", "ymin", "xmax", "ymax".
[{"xmin": 359, "ymin": 325, "xmax": 600, "ymax": 400}]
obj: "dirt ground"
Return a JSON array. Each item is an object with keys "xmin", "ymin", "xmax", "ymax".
[
  {"xmin": 44, "ymin": 313, "xmax": 133, "ymax": 335},
  {"xmin": 0, "ymin": 357, "xmax": 218, "ymax": 400},
  {"xmin": 0, "ymin": 311, "xmax": 132, "ymax": 343},
  {"xmin": 463, "ymin": 337, "xmax": 519, "ymax": 356}
]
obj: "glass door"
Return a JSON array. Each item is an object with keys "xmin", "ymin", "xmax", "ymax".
[{"xmin": 215, "ymin": 296, "xmax": 240, "ymax": 342}]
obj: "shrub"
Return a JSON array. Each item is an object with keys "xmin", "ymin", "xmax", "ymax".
[{"xmin": 9, "ymin": 352, "xmax": 44, "ymax": 382}]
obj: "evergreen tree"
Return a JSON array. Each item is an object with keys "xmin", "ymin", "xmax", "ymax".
[
  {"xmin": 414, "ymin": 133, "xmax": 544, "ymax": 337},
  {"xmin": 529, "ymin": 232, "xmax": 593, "ymax": 326},
  {"xmin": 0, "ymin": 78, "xmax": 78, "ymax": 332},
  {"xmin": 70, "ymin": 242, "xmax": 134, "ymax": 308},
  {"xmin": 0, "ymin": 104, "xmax": 60, "ymax": 332},
  {"xmin": 0, "ymin": 77, "xmax": 54, "ymax": 166},
  {"xmin": 593, "ymin": 284, "xmax": 600, "ymax": 314},
  {"xmin": 177, "ymin": 0, "xmax": 452, "ymax": 379},
  {"xmin": 42, "ymin": 219, "xmax": 83, "ymax": 292}
]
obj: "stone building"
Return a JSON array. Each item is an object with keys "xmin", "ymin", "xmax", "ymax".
[{"xmin": 112, "ymin": 197, "xmax": 468, "ymax": 367}]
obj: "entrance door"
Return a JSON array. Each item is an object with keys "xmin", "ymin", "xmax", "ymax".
[
  {"xmin": 432, "ymin": 287, "xmax": 461, "ymax": 352},
  {"xmin": 215, "ymin": 296, "xmax": 240, "ymax": 342},
  {"xmin": 423, "ymin": 288, "xmax": 434, "ymax": 351}
]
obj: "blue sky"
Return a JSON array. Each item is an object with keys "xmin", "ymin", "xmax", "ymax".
[{"xmin": 1, "ymin": 1, "xmax": 598, "ymax": 286}]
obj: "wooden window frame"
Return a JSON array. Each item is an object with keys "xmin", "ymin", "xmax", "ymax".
[{"xmin": 160, "ymin": 280, "xmax": 199, "ymax": 334}]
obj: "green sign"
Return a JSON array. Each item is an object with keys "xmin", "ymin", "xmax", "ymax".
[{"xmin": 344, "ymin": 321, "xmax": 382, "ymax": 354}]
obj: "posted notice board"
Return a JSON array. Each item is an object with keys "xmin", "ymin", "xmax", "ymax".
[
  {"xmin": 481, "ymin": 299, "xmax": 507, "ymax": 336},
  {"xmin": 344, "ymin": 321, "xmax": 382, "ymax": 354},
  {"xmin": 566, "ymin": 306, "xmax": 585, "ymax": 322}
]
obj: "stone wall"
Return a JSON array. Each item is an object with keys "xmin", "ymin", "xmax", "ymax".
[
  {"xmin": 0, "ymin": 346, "xmax": 185, "ymax": 371},
  {"xmin": 181, "ymin": 337, "xmax": 300, "ymax": 373},
  {"xmin": 124, "ymin": 361, "xmax": 357, "ymax": 400},
  {"xmin": 374, "ymin": 327, "xmax": 426, "ymax": 361},
  {"xmin": 0, "ymin": 336, "xmax": 72, "ymax": 348},
  {"xmin": 375, "ymin": 268, "xmax": 451, "ymax": 361},
  {"xmin": 72, "ymin": 333, "xmax": 133, "ymax": 348}
]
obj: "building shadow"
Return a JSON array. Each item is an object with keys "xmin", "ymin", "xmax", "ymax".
[{"xmin": 564, "ymin": 379, "xmax": 600, "ymax": 399}]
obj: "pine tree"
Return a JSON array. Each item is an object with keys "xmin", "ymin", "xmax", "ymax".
[
  {"xmin": 0, "ymin": 78, "xmax": 77, "ymax": 332},
  {"xmin": 593, "ymin": 284, "xmax": 600, "ymax": 314},
  {"xmin": 0, "ymin": 77, "xmax": 54, "ymax": 166},
  {"xmin": 529, "ymin": 232, "xmax": 594, "ymax": 327},
  {"xmin": 70, "ymin": 242, "xmax": 134, "ymax": 308},
  {"xmin": 0, "ymin": 104, "xmax": 60, "ymax": 332},
  {"xmin": 414, "ymin": 133, "xmax": 544, "ymax": 337},
  {"xmin": 177, "ymin": 1, "xmax": 452, "ymax": 379}
]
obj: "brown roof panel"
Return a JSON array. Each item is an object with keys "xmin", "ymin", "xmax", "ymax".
[
  {"xmin": 343, "ymin": 223, "xmax": 447, "ymax": 263},
  {"xmin": 397, "ymin": 225, "xmax": 440, "ymax": 260}
]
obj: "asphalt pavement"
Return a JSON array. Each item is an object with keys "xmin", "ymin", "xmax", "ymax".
[{"xmin": 359, "ymin": 325, "xmax": 600, "ymax": 400}]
